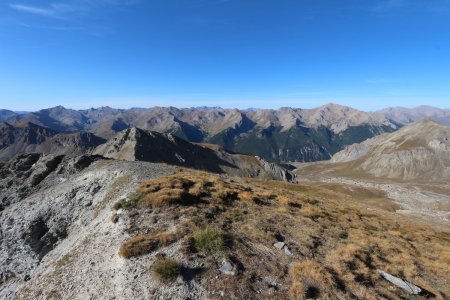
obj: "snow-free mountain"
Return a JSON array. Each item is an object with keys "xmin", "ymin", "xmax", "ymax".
[
  {"xmin": 331, "ymin": 119, "xmax": 450, "ymax": 182},
  {"xmin": 0, "ymin": 103, "xmax": 402, "ymax": 162}
]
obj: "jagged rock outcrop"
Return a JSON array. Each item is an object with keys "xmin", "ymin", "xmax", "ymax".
[
  {"xmin": 331, "ymin": 119, "xmax": 450, "ymax": 181},
  {"xmin": 0, "ymin": 154, "xmax": 104, "ymax": 211},
  {"xmin": 255, "ymin": 156, "xmax": 294, "ymax": 182},
  {"xmin": 94, "ymin": 127, "xmax": 295, "ymax": 181}
]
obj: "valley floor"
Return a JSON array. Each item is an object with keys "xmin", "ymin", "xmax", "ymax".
[{"xmin": 293, "ymin": 161, "xmax": 450, "ymax": 228}]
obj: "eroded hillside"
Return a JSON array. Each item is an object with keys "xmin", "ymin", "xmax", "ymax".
[
  {"xmin": 5, "ymin": 167, "xmax": 449, "ymax": 299},
  {"xmin": 329, "ymin": 120, "xmax": 450, "ymax": 182}
]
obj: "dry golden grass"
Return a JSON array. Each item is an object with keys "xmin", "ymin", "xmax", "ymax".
[
  {"xmin": 15, "ymin": 169, "xmax": 450, "ymax": 300},
  {"xmin": 238, "ymin": 191, "xmax": 254, "ymax": 202},
  {"xmin": 129, "ymin": 171, "xmax": 278, "ymax": 208},
  {"xmin": 118, "ymin": 171, "xmax": 450, "ymax": 299},
  {"xmin": 290, "ymin": 260, "xmax": 336, "ymax": 300},
  {"xmin": 119, "ymin": 231, "xmax": 177, "ymax": 258}
]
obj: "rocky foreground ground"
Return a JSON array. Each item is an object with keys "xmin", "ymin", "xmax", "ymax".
[{"xmin": 1, "ymin": 154, "xmax": 449, "ymax": 299}]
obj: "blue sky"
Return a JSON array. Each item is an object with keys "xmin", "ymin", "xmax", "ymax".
[{"xmin": 0, "ymin": 0, "xmax": 449, "ymax": 111}]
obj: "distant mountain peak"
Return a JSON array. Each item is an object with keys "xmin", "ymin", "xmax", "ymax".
[{"xmin": 0, "ymin": 104, "xmax": 405, "ymax": 162}]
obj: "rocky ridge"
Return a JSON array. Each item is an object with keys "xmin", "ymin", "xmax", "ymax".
[
  {"xmin": 93, "ymin": 127, "xmax": 295, "ymax": 182},
  {"xmin": 0, "ymin": 153, "xmax": 179, "ymax": 299}
]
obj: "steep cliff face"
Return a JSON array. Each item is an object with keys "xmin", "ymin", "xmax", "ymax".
[{"xmin": 331, "ymin": 120, "xmax": 450, "ymax": 181}]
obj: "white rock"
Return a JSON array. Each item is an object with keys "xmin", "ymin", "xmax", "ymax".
[
  {"xmin": 219, "ymin": 259, "xmax": 237, "ymax": 276},
  {"xmin": 377, "ymin": 270, "xmax": 421, "ymax": 294},
  {"xmin": 284, "ymin": 246, "xmax": 293, "ymax": 256},
  {"xmin": 273, "ymin": 242, "xmax": 285, "ymax": 250}
]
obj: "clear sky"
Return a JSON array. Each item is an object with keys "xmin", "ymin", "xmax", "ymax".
[{"xmin": 0, "ymin": 0, "xmax": 449, "ymax": 111}]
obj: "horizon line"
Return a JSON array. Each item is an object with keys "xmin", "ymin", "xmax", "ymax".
[{"xmin": 2, "ymin": 102, "xmax": 450, "ymax": 113}]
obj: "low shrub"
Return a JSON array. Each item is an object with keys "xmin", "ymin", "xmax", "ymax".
[{"xmin": 152, "ymin": 258, "xmax": 181, "ymax": 281}]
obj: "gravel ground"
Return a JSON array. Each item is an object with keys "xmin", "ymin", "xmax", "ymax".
[
  {"xmin": 316, "ymin": 177, "xmax": 450, "ymax": 226},
  {"xmin": 0, "ymin": 157, "xmax": 184, "ymax": 299}
]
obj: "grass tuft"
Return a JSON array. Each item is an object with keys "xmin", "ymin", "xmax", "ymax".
[
  {"xmin": 113, "ymin": 199, "xmax": 137, "ymax": 210},
  {"xmin": 290, "ymin": 260, "xmax": 336, "ymax": 299},
  {"xmin": 193, "ymin": 227, "xmax": 224, "ymax": 254},
  {"xmin": 119, "ymin": 232, "xmax": 177, "ymax": 258},
  {"xmin": 152, "ymin": 258, "xmax": 181, "ymax": 281}
]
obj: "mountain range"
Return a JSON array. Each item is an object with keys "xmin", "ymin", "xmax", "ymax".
[
  {"xmin": 0, "ymin": 121, "xmax": 293, "ymax": 181},
  {"xmin": 379, "ymin": 106, "xmax": 450, "ymax": 125},
  {"xmin": 331, "ymin": 119, "xmax": 450, "ymax": 182},
  {"xmin": 1, "ymin": 104, "xmax": 449, "ymax": 164},
  {"xmin": 0, "ymin": 121, "xmax": 106, "ymax": 159},
  {"xmin": 0, "ymin": 103, "xmax": 399, "ymax": 162}
]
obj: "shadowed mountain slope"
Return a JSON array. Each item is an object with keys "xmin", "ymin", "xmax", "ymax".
[
  {"xmin": 0, "ymin": 122, "xmax": 106, "ymax": 160},
  {"xmin": 93, "ymin": 127, "xmax": 294, "ymax": 181}
]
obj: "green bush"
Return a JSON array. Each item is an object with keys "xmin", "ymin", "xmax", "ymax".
[
  {"xmin": 193, "ymin": 227, "xmax": 224, "ymax": 253},
  {"xmin": 152, "ymin": 258, "xmax": 181, "ymax": 281}
]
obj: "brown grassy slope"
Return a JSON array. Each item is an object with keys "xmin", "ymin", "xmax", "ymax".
[{"xmin": 120, "ymin": 171, "xmax": 450, "ymax": 299}]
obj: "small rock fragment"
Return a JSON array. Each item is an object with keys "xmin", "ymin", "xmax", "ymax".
[
  {"xmin": 284, "ymin": 246, "xmax": 293, "ymax": 256},
  {"xmin": 219, "ymin": 258, "xmax": 237, "ymax": 276},
  {"xmin": 273, "ymin": 242, "xmax": 285, "ymax": 250},
  {"xmin": 377, "ymin": 270, "xmax": 421, "ymax": 294},
  {"xmin": 111, "ymin": 214, "xmax": 119, "ymax": 223}
]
